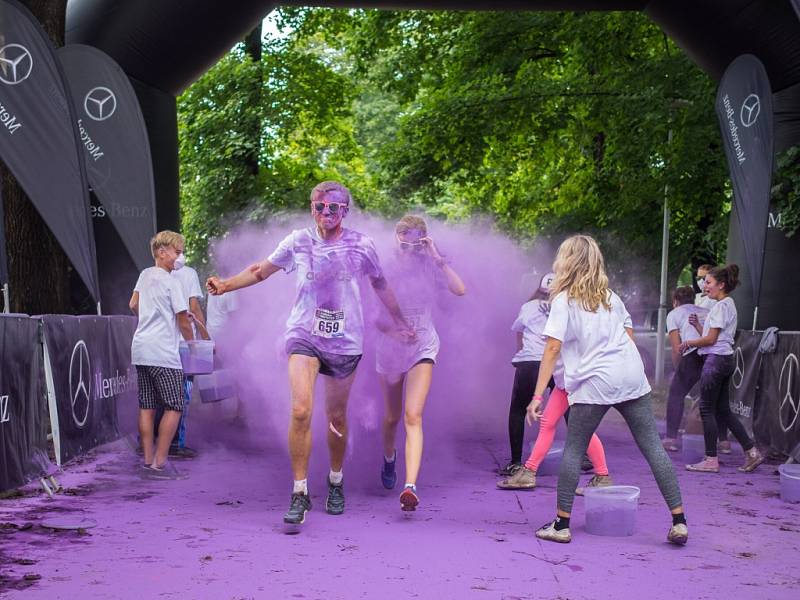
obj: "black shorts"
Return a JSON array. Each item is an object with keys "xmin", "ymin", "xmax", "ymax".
[
  {"xmin": 286, "ymin": 338, "xmax": 362, "ymax": 379},
  {"xmin": 136, "ymin": 365, "xmax": 185, "ymax": 411}
]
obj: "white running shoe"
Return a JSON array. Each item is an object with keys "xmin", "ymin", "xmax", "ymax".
[
  {"xmin": 535, "ymin": 520, "xmax": 571, "ymax": 543},
  {"xmin": 667, "ymin": 522, "xmax": 688, "ymax": 545}
]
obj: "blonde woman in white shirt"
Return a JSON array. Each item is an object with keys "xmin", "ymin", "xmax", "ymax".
[
  {"xmin": 529, "ymin": 235, "xmax": 687, "ymax": 546},
  {"xmin": 681, "ymin": 264, "xmax": 764, "ymax": 474}
]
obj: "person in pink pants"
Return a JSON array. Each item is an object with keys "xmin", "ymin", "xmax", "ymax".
[{"xmin": 497, "ymin": 383, "xmax": 612, "ymax": 491}]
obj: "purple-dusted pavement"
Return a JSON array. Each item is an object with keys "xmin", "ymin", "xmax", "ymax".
[{"xmin": 2, "ymin": 407, "xmax": 799, "ymax": 600}]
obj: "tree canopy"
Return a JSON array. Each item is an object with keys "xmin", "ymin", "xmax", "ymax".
[{"xmin": 178, "ymin": 8, "xmax": 732, "ymax": 300}]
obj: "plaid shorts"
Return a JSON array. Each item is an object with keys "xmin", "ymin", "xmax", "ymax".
[{"xmin": 136, "ymin": 365, "xmax": 185, "ymax": 411}]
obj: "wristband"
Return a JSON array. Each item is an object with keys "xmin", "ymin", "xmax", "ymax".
[{"xmin": 533, "ymin": 394, "xmax": 544, "ymax": 402}]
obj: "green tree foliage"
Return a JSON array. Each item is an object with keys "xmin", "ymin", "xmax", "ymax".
[{"xmin": 178, "ymin": 8, "xmax": 731, "ymax": 295}]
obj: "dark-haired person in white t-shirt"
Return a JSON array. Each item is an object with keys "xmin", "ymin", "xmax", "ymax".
[{"xmin": 681, "ymin": 264, "xmax": 764, "ymax": 474}]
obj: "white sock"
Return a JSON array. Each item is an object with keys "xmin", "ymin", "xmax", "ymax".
[
  {"xmin": 329, "ymin": 470, "xmax": 343, "ymax": 485},
  {"xmin": 404, "ymin": 483, "xmax": 416, "ymax": 491},
  {"xmin": 293, "ymin": 479, "xmax": 308, "ymax": 494}
]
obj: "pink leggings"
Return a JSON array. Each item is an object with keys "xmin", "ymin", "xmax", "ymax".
[{"xmin": 524, "ymin": 387, "xmax": 609, "ymax": 475}]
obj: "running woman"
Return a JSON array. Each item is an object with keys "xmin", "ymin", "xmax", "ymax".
[
  {"xmin": 378, "ymin": 216, "xmax": 465, "ymax": 511},
  {"xmin": 682, "ymin": 264, "xmax": 765, "ymax": 474},
  {"xmin": 530, "ymin": 235, "xmax": 687, "ymax": 545},
  {"xmin": 496, "ymin": 273, "xmax": 555, "ymax": 478},
  {"xmin": 662, "ymin": 286, "xmax": 709, "ymax": 452},
  {"xmin": 207, "ymin": 181, "xmax": 413, "ymax": 525}
]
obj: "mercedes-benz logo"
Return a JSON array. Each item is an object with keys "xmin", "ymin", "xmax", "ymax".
[
  {"xmin": 69, "ymin": 340, "xmax": 91, "ymax": 428},
  {"xmin": 732, "ymin": 347, "xmax": 745, "ymax": 389},
  {"xmin": 778, "ymin": 353, "xmax": 799, "ymax": 433},
  {"xmin": 0, "ymin": 44, "xmax": 33, "ymax": 85},
  {"xmin": 84, "ymin": 86, "xmax": 117, "ymax": 121},
  {"xmin": 740, "ymin": 93, "xmax": 761, "ymax": 128}
]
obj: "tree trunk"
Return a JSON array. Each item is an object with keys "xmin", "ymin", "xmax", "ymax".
[
  {"xmin": 243, "ymin": 23, "xmax": 262, "ymax": 178},
  {"xmin": 0, "ymin": 0, "xmax": 73, "ymax": 314}
]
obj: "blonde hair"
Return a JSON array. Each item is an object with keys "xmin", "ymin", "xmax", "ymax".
[
  {"xmin": 395, "ymin": 215, "xmax": 427, "ymax": 236},
  {"xmin": 551, "ymin": 235, "xmax": 611, "ymax": 312},
  {"xmin": 150, "ymin": 230, "xmax": 185, "ymax": 259},
  {"xmin": 310, "ymin": 181, "xmax": 352, "ymax": 205}
]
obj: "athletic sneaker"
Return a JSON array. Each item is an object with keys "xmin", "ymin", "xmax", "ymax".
[
  {"xmin": 400, "ymin": 487, "xmax": 419, "ymax": 511},
  {"xmin": 738, "ymin": 447, "xmax": 765, "ymax": 473},
  {"xmin": 662, "ymin": 438, "xmax": 679, "ymax": 452},
  {"xmin": 496, "ymin": 466, "xmax": 536, "ymax": 490},
  {"xmin": 686, "ymin": 457, "xmax": 719, "ymax": 473},
  {"xmin": 381, "ymin": 453, "xmax": 397, "ymax": 489},
  {"xmin": 667, "ymin": 522, "xmax": 689, "ymax": 545},
  {"xmin": 535, "ymin": 520, "xmax": 571, "ymax": 543},
  {"xmin": 326, "ymin": 477, "xmax": 345, "ymax": 515},
  {"xmin": 718, "ymin": 440, "xmax": 732, "ymax": 454},
  {"xmin": 169, "ymin": 446, "xmax": 198, "ymax": 459},
  {"xmin": 575, "ymin": 474, "xmax": 613, "ymax": 496},
  {"xmin": 284, "ymin": 493, "xmax": 312, "ymax": 525},
  {"xmin": 497, "ymin": 462, "xmax": 522, "ymax": 477},
  {"xmin": 141, "ymin": 463, "xmax": 182, "ymax": 480}
]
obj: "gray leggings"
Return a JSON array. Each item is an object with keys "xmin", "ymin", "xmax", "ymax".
[{"xmin": 557, "ymin": 393, "xmax": 683, "ymax": 514}]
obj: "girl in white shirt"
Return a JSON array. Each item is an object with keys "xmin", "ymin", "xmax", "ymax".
[
  {"xmin": 680, "ymin": 264, "xmax": 764, "ymax": 474},
  {"xmin": 529, "ymin": 235, "xmax": 687, "ymax": 546}
]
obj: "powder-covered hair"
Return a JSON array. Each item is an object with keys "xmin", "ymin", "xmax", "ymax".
[
  {"xmin": 550, "ymin": 234, "xmax": 611, "ymax": 312},
  {"xmin": 395, "ymin": 214, "xmax": 428, "ymax": 236},
  {"xmin": 150, "ymin": 230, "xmax": 184, "ymax": 259},
  {"xmin": 310, "ymin": 181, "xmax": 352, "ymax": 205},
  {"xmin": 672, "ymin": 285, "xmax": 695, "ymax": 306},
  {"xmin": 708, "ymin": 264, "xmax": 740, "ymax": 292}
]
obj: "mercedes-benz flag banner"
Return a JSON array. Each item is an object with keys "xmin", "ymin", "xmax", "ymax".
[
  {"xmin": 0, "ymin": 188, "xmax": 8, "ymax": 290},
  {"xmin": 0, "ymin": 315, "xmax": 47, "ymax": 492},
  {"xmin": 755, "ymin": 333, "xmax": 800, "ymax": 460},
  {"xmin": 793, "ymin": 0, "xmax": 800, "ymax": 21},
  {"xmin": 715, "ymin": 54, "xmax": 774, "ymax": 314},
  {"xmin": 42, "ymin": 315, "xmax": 136, "ymax": 463},
  {"xmin": 57, "ymin": 45, "xmax": 156, "ymax": 271},
  {"xmin": 0, "ymin": 0, "xmax": 99, "ymax": 301},
  {"xmin": 728, "ymin": 331, "xmax": 761, "ymax": 438}
]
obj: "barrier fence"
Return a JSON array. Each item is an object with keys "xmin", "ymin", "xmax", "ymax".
[{"xmin": 1, "ymin": 322, "xmax": 799, "ymax": 492}]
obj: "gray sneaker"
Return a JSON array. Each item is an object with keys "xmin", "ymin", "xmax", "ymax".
[
  {"xmin": 738, "ymin": 448, "xmax": 765, "ymax": 473},
  {"xmin": 667, "ymin": 522, "xmax": 688, "ymax": 545},
  {"xmin": 576, "ymin": 474, "xmax": 613, "ymax": 496},
  {"xmin": 496, "ymin": 466, "xmax": 536, "ymax": 490},
  {"xmin": 535, "ymin": 520, "xmax": 571, "ymax": 543}
]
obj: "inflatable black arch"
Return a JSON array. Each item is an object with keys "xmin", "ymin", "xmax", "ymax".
[{"xmin": 65, "ymin": 0, "xmax": 800, "ymax": 328}]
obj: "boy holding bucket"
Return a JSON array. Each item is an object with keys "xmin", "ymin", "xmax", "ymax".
[{"xmin": 129, "ymin": 231, "xmax": 194, "ymax": 475}]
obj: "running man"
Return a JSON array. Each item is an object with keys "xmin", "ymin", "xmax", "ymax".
[{"xmin": 206, "ymin": 181, "xmax": 413, "ymax": 525}]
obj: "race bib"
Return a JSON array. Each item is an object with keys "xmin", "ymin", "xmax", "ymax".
[
  {"xmin": 312, "ymin": 308, "xmax": 345, "ymax": 338},
  {"xmin": 402, "ymin": 307, "xmax": 426, "ymax": 332}
]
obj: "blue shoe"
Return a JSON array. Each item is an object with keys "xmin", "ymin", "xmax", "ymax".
[{"xmin": 381, "ymin": 451, "xmax": 397, "ymax": 489}]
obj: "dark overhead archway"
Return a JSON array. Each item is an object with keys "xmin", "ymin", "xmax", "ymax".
[{"xmin": 64, "ymin": 0, "xmax": 800, "ymax": 327}]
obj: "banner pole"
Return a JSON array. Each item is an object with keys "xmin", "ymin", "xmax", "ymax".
[
  {"xmin": 2, "ymin": 283, "xmax": 8, "ymax": 313},
  {"xmin": 752, "ymin": 305, "xmax": 758, "ymax": 332}
]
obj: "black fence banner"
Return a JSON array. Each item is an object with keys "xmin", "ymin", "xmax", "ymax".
[
  {"xmin": 756, "ymin": 333, "xmax": 800, "ymax": 458},
  {"xmin": 715, "ymin": 54, "xmax": 774, "ymax": 317},
  {"xmin": 57, "ymin": 45, "xmax": 157, "ymax": 272},
  {"xmin": 42, "ymin": 315, "xmax": 136, "ymax": 463},
  {"xmin": 0, "ymin": 315, "xmax": 47, "ymax": 492},
  {"xmin": 728, "ymin": 331, "xmax": 761, "ymax": 438},
  {"xmin": 0, "ymin": 0, "xmax": 100, "ymax": 301}
]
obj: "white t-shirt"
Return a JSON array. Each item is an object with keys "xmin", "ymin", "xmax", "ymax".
[
  {"xmin": 172, "ymin": 266, "xmax": 203, "ymax": 337},
  {"xmin": 695, "ymin": 294, "xmax": 717, "ymax": 311},
  {"xmin": 511, "ymin": 299, "xmax": 549, "ymax": 363},
  {"xmin": 698, "ymin": 296, "xmax": 737, "ymax": 356},
  {"xmin": 206, "ymin": 291, "xmax": 239, "ymax": 340},
  {"xmin": 132, "ymin": 267, "xmax": 188, "ymax": 369},
  {"xmin": 375, "ymin": 254, "xmax": 444, "ymax": 374},
  {"xmin": 268, "ymin": 227, "xmax": 383, "ymax": 355},
  {"xmin": 666, "ymin": 303, "xmax": 710, "ymax": 356},
  {"xmin": 543, "ymin": 290, "xmax": 651, "ymax": 405}
]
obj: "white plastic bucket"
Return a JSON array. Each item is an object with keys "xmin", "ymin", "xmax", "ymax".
[
  {"xmin": 779, "ymin": 464, "xmax": 800, "ymax": 504},
  {"xmin": 195, "ymin": 369, "xmax": 236, "ymax": 403},
  {"xmin": 584, "ymin": 485, "xmax": 640, "ymax": 536},
  {"xmin": 179, "ymin": 340, "xmax": 214, "ymax": 375}
]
